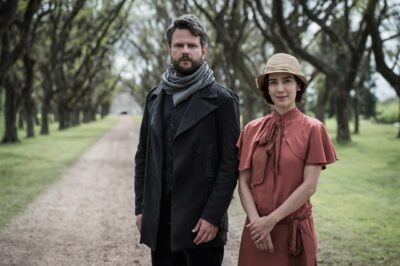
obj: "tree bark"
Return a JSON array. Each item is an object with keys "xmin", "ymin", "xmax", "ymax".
[
  {"xmin": 18, "ymin": 109, "xmax": 24, "ymax": 129},
  {"xmin": 353, "ymin": 93, "xmax": 359, "ymax": 135},
  {"xmin": 40, "ymin": 78, "xmax": 52, "ymax": 135},
  {"xmin": 40, "ymin": 96, "xmax": 50, "ymax": 135},
  {"xmin": 24, "ymin": 96, "xmax": 35, "ymax": 137},
  {"xmin": 2, "ymin": 76, "xmax": 19, "ymax": 143},
  {"xmin": 336, "ymin": 89, "xmax": 351, "ymax": 142},
  {"xmin": 23, "ymin": 54, "xmax": 36, "ymax": 138},
  {"xmin": 315, "ymin": 78, "xmax": 331, "ymax": 124},
  {"xmin": 58, "ymin": 103, "xmax": 69, "ymax": 130},
  {"xmin": 398, "ymin": 98, "xmax": 400, "ymax": 139},
  {"xmin": 71, "ymin": 109, "xmax": 80, "ymax": 126}
]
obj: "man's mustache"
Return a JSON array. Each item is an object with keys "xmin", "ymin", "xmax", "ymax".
[{"xmin": 178, "ymin": 56, "xmax": 192, "ymax": 62}]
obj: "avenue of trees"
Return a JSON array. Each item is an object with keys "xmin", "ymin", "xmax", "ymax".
[
  {"xmin": 126, "ymin": 0, "xmax": 400, "ymax": 142},
  {"xmin": 0, "ymin": 0, "xmax": 133, "ymax": 143},
  {"xmin": 0, "ymin": 0, "xmax": 399, "ymax": 144}
]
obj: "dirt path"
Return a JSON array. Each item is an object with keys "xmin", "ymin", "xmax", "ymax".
[{"xmin": 0, "ymin": 116, "xmax": 244, "ymax": 266}]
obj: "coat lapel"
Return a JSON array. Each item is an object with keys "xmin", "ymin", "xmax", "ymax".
[
  {"xmin": 148, "ymin": 87, "xmax": 164, "ymax": 152},
  {"xmin": 174, "ymin": 86, "xmax": 217, "ymax": 139}
]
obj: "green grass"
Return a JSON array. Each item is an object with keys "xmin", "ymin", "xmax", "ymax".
[
  {"xmin": 314, "ymin": 119, "xmax": 400, "ymax": 265},
  {"xmin": 0, "ymin": 116, "xmax": 118, "ymax": 229},
  {"xmin": 376, "ymin": 98, "xmax": 399, "ymax": 124},
  {"xmin": 1, "ymin": 114, "xmax": 399, "ymax": 265}
]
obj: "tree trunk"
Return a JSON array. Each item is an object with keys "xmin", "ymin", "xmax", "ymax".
[
  {"xmin": 71, "ymin": 109, "xmax": 80, "ymax": 126},
  {"xmin": 0, "ymin": 89, "xmax": 3, "ymax": 114},
  {"xmin": 58, "ymin": 102, "xmax": 71, "ymax": 130},
  {"xmin": 18, "ymin": 109, "xmax": 24, "ymax": 129},
  {"xmin": 22, "ymin": 54, "xmax": 36, "ymax": 137},
  {"xmin": 353, "ymin": 91, "xmax": 359, "ymax": 135},
  {"xmin": 335, "ymin": 89, "xmax": 351, "ymax": 142},
  {"xmin": 24, "ymin": 97, "xmax": 35, "ymax": 138},
  {"xmin": 40, "ymin": 93, "xmax": 51, "ymax": 135},
  {"xmin": 2, "ymin": 77, "xmax": 19, "ymax": 143},
  {"xmin": 90, "ymin": 106, "xmax": 97, "ymax": 121},
  {"xmin": 39, "ymin": 66, "xmax": 53, "ymax": 135},
  {"xmin": 397, "ymin": 97, "xmax": 400, "ymax": 139},
  {"xmin": 315, "ymin": 78, "xmax": 332, "ymax": 123},
  {"xmin": 83, "ymin": 106, "xmax": 95, "ymax": 123},
  {"xmin": 101, "ymin": 103, "xmax": 109, "ymax": 118},
  {"xmin": 241, "ymin": 94, "xmax": 257, "ymax": 126},
  {"xmin": 35, "ymin": 111, "xmax": 40, "ymax": 126}
]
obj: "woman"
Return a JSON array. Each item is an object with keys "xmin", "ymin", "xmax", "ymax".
[{"xmin": 236, "ymin": 53, "xmax": 338, "ymax": 265}]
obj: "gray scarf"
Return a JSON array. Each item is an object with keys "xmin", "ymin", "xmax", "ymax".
[{"xmin": 160, "ymin": 62, "xmax": 215, "ymax": 106}]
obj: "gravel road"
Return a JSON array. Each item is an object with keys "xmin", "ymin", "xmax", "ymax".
[{"xmin": 0, "ymin": 116, "xmax": 244, "ymax": 266}]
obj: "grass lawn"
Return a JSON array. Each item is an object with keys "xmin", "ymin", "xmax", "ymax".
[
  {"xmin": 314, "ymin": 120, "xmax": 400, "ymax": 265},
  {"xmin": 0, "ymin": 116, "xmax": 118, "ymax": 229}
]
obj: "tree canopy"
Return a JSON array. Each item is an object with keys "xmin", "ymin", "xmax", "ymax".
[{"xmin": 0, "ymin": 0, "xmax": 399, "ymax": 143}]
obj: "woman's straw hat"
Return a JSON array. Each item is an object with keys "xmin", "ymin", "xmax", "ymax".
[{"xmin": 255, "ymin": 53, "xmax": 308, "ymax": 90}]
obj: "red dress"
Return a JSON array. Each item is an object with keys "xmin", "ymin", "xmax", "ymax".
[{"xmin": 236, "ymin": 108, "xmax": 338, "ymax": 266}]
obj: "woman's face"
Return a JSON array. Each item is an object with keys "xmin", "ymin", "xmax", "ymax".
[{"xmin": 268, "ymin": 72, "xmax": 299, "ymax": 114}]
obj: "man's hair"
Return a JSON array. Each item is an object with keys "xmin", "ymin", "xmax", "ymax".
[{"xmin": 165, "ymin": 14, "xmax": 208, "ymax": 47}]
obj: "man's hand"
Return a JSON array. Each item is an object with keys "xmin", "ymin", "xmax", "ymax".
[
  {"xmin": 192, "ymin": 218, "xmax": 218, "ymax": 245},
  {"xmin": 136, "ymin": 214, "xmax": 142, "ymax": 233}
]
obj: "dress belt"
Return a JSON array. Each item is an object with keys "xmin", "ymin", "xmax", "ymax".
[{"xmin": 278, "ymin": 208, "xmax": 312, "ymax": 256}]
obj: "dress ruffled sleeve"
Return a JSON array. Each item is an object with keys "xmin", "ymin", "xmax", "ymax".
[
  {"xmin": 305, "ymin": 123, "xmax": 338, "ymax": 169},
  {"xmin": 236, "ymin": 128, "xmax": 253, "ymax": 171}
]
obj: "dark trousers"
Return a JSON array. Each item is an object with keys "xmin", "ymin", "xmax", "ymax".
[{"xmin": 151, "ymin": 197, "xmax": 224, "ymax": 266}]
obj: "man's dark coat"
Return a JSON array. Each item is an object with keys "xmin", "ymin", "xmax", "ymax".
[{"xmin": 134, "ymin": 81, "xmax": 240, "ymax": 252}]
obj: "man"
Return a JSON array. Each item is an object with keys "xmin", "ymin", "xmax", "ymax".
[{"xmin": 134, "ymin": 14, "xmax": 240, "ymax": 266}]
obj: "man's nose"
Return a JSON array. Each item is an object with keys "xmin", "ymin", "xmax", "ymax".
[{"xmin": 182, "ymin": 45, "xmax": 190, "ymax": 54}]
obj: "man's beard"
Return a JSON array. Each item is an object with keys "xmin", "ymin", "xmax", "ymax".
[{"xmin": 172, "ymin": 56, "xmax": 203, "ymax": 76}]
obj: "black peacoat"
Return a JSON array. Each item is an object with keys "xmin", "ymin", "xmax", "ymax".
[{"xmin": 134, "ymin": 81, "xmax": 240, "ymax": 252}]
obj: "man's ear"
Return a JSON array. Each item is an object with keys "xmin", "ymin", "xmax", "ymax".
[{"xmin": 202, "ymin": 46, "xmax": 208, "ymax": 59}]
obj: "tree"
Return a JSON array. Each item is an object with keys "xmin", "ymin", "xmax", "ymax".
[
  {"xmin": 366, "ymin": 0, "xmax": 400, "ymax": 137},
  {"xmin": 192, "ymin": 0, "xmax": 267, "ymax": 124},
  {"xmin": 1, "ymin": 0, "xmax": 42, "ymax": 143},
  {"xmin": 249, "ymin": 0, "xmax": 375, "ymax": 142}
]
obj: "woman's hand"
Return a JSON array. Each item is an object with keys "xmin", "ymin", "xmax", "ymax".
[
  {"xmin": 254, "ymin": 234, "xmax": 274, "ymax": 252},
  {"xmin": 247, "ymin": 215, "xmax": 277, "ymax": 252}
]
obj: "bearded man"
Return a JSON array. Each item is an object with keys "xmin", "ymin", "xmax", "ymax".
[{"xmin": 134, "ymin": 14, "xmax": 240, "ymax": 266}]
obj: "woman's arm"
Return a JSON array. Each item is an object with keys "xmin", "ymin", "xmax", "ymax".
[
  {"xmin": 238, "ymin": 169, "xmax": 259, "ymax": 222},
  {"xmin": 239, "ymin": 169, "xmax": 274, "ymax": 251},
  {"xmin": 248, "ymin": 165, "xmax": 322, "ymax": 245}
]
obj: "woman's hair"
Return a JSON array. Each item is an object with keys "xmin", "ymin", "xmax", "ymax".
[
  {"xmin": 261, "ymin": 75, "xmax": 306, "ymax": 104},
  {"xmin": 165, "ymin": 14, "xmax": 208, "ymax": 48}
]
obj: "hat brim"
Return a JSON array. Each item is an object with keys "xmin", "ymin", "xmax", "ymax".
[{"xmin": 255, "ymin": 71, "xmax": 308, "ymax": 90}]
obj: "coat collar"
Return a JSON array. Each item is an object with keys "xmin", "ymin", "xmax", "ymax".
[
  {"xmin": 174, "ymin": 86, "xmax": 217, "ymax": 138},
  {"xmin": 148, "ymin": 83, "xmax": 218, "ymax": 140}
]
